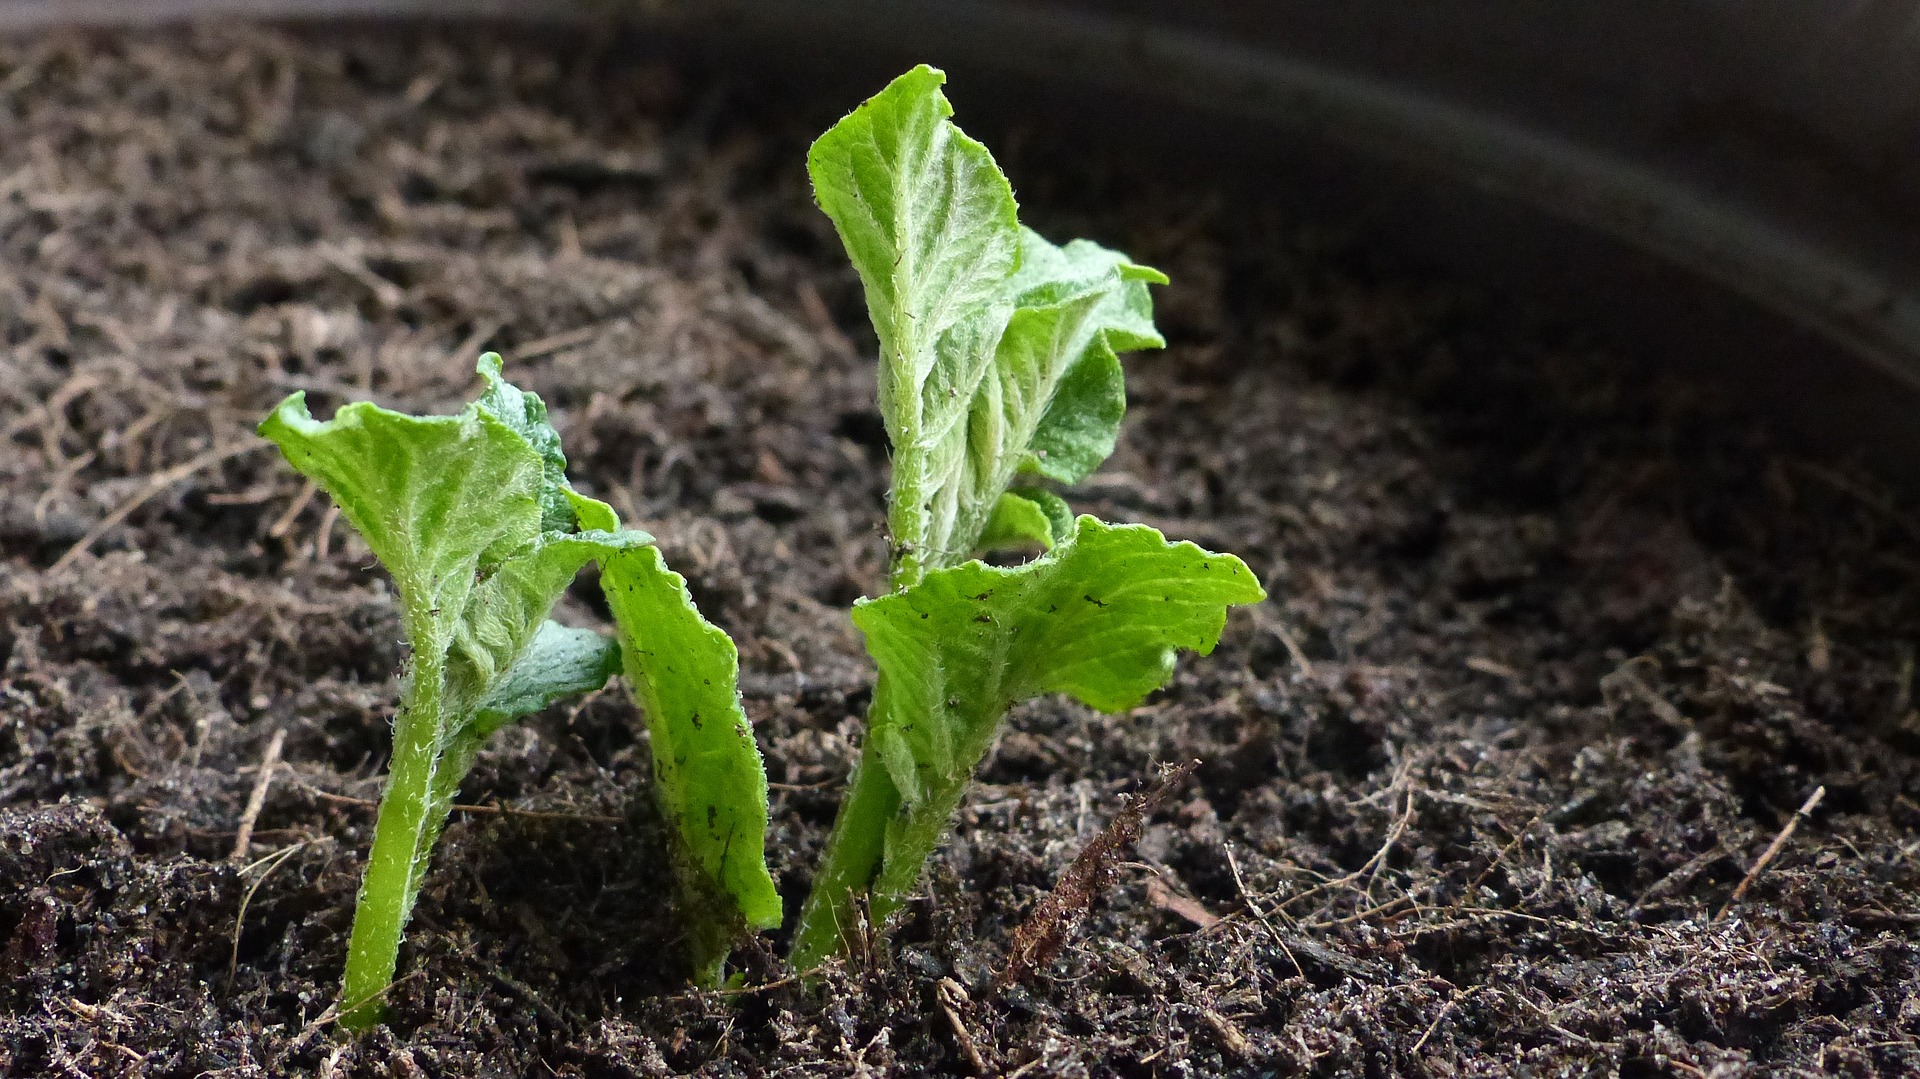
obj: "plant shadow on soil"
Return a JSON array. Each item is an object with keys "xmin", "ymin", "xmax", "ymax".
[{"xmin": 3, "ymin": 24, "xmax": 1920, "ymax": 1079}]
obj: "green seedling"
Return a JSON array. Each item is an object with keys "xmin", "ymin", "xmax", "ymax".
[
  {"xmin": 259, "ymin": 64, "xmax": 1264, "ymax": 1016},
  {"xmin": 789, "ymin": 66, "xmax": 1267, "ymax": 971},
  {"xmin": 260, "ymin": 355, "xmax": 775, "ymax": 1029}
]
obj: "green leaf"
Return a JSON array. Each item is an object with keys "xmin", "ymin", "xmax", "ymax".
[
  {"xmin": 259, "ymin": 392, "xmax": 544, "ymax": 662},
  {"xmin": 1023, "ymin": 488, "xmax": 1076, "ymax": 547},
  {"xmin": 433, "ymin": 617, "xmax": 625, "ymax": 834},
  {"xmin": 808, "ymin": 63, "xmax": 1021, "ymax": 588},
  {"xmin": 976, "ymin": 490, "xmax": 1055, "ymax": 552},
  {"xmin": 949, "ymin": 238, "xmax": 1150, "ymax": 536},
  {"xmin": 976, "ymin": 487, "xmax": 1075, "ymax": 552},
  {"xmin": 808, "ymin": 70, "xmax": 1166, "ymax": 587},
  {"xmin": 475, "ymin": 351, "xmax": 578, "ymax": 533},
  {"xmin": 806, "ymin": 64, "xmax": 1018, "ymax": 409},
  {"xmin": 791, "ymin": 518, "xmax": 1263, "ymax": 968},
  {"xmin": 470, "ymin": 621, "xmax": 621, "ymax": 740},
  {"xmin": 601, "ymin": 544, "xmax": 780, "ymax": 985},
  {"xmin": 1011, "ymin": 234, "xmax": 1166, "ymax": 485},
  {"xmin": 857, "ymin": 516, "xmax": 1264, "ymax": 808},
  {"xmin": 445, "ymin": 529, "xmax": 647, "ymax": 710}
]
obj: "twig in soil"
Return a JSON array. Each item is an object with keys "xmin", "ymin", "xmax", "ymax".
[
  {"xmin": 1409, "ymin": 991, "xmax": 1461, "ymax": 1055},
  {"xmin": 1600, "ymin": 659, "xmax": 1686, "ymax": 728},
  {"xmin": 1144, "ymin": 871, "xmax": 1220, "ymax": 930},
  {"xmin": 1319, "ymin": 893, "xmax": 1419, "ymax": 927},
  {"xmin": 231, "ymin": 728, "xmax": 287, "ymax": 863},
  {"xmin": 313, "ymin": 502, "xmax": 342, "ymax": 560},
  {"xmin": 674, "ymin": 971, "xmax": 805, "ymax": 999},
  {"xmin": 51, "ymin": 440, "xmax": 272, "ymax": 572},
  {"xmin": 936, "ymin": 977, "xmax": 989, "ymax": 1074},
  {"xmin": 766, "ymin": 778, "xmax": 839, "ymax": 792},
  {"xmin": 1269, "ymin": 620, "xmax": 1314, "ymax": 678},
  {"xmin": 1716, "ymin": 785, "xmax": 1826, "ymax": 921},
  {"xmin": 1200, "ymin": 1007, "xmax": 1253, "ymax": 1059},
  {"xmin": 317, "ymin": 242, "xmax": 405, "ymax": 311},
  {"xmin": 485, "ymin": 970, "xmax": 566, "ymax": 1029},
  {"xmin": 266, "ymin": 479, "xmax": 317, "ymax": 539},
  {"xmin": 1224, "ymin": 841, "xmax": 1305, "ymax": 979},
  {"xmin": 1397, "ymin": 907, "xmax": 1610, "ymax": 938},
  {"xmin": 448, "ymin": 319, "xmax": 503, "ymax": 379},
  {"xmin": 1464, "ymin": 656, "xmax": 1521, "ymax": 681},
  {"xmin": 228, "ymin": 839, "xmax": 313, "ymax": 987},
  {"xmin": 1278, "ymin": 757, "xmax": 1417, "ymax": 913},
  {"xmin": 511, "ymin": 323, "xmax": 605, "ymax": 362},
  {"xmin": 1, "ymin": 370, "xmax": 97, "ymax": 452},
  {"xmin": 31, "ymin": 450, "xmax": 95, "ymax": 523},
  {"xmin": 1000, "ymin": 760, "xmax": 1198, "ymax": 985}
]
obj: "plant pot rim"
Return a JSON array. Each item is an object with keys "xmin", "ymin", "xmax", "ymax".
[{"xmin": 11, "ymin": 0, "xmax": 1917, "ymax": 465}]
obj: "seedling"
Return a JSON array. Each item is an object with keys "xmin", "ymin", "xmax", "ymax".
[
  {"xmin": 261, "ymin": 355, "xmax": 775, "ymax": 1029},
  {"xmin": 788, "ymin": 66, "xmax": 1266, "ymax": 970},
  {"xmin": 260, "ymin": 65, "xmax": 1265, "ymax": 1018}
]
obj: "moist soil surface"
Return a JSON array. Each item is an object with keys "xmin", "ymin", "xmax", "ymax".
[{"xmin": 3, "ymin": 25, "xmax": 1920, "ymax": 1079}]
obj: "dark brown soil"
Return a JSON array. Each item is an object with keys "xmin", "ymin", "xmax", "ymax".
[{"xmin": 4, "ymin": 24, "xmax": 1920, "ymax": 1079}]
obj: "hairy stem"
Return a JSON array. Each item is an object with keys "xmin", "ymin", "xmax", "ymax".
[
  {"xmin": 883, "ymin": 371, "xmax": 933, "ymax": 592},
  {"xmin": 339, "ymin": 652, "xmax": 448, "ymax": 1031},
  {"xmin": 792, "ymin": 670, "xmax": 985, "ymax": 972},
  {"xmin": 790, "ymin": 743, "xmax": 901, "ymax": 973}
]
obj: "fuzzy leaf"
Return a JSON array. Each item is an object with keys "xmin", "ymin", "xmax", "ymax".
[
  {"xmin": 259, "ymin": 393, "xmax": 543, "ymax": 663},
  {"xmin": 1015, "ymin": 487, "xmax": 1076, "ymax": 546},
  {"xmin": 602, "ymin": 544, "xmax": 780, "ymax": 985},
  {"xmin": 977, "ymin": 490, "xmax": 1056, "ymax": 552},
  {"xmin": 1011, "ymin": 236, "xmax": 1166, "ymax": 485},
  {"xmin": 949, "ymin": 234, "xmax": 1162, "ymax": 540},
  {"xmin": 808, "ymin": 71, "xmax": 1165, "ymax": 584},
  {"xmin": 445, "ymin": 529, "xmax": 647, "ymax": 710},
  {"xmin": 807, "ymin": 64, "xmax": 1018, "ymax": 411},
  {"xmin": 853, "ymin": 517, "xmax": 1264, "ymax": 905},
  {"xmin": 470, "ymin": 621, "xmax": 622, "ymax": 739},
  {"xmin": 474, "ymin": 351, "xmax": 578, "ymax": 533},
  {"xmin": 808, "ymin": 63, "xmax": 1020, "ymax": 586}
]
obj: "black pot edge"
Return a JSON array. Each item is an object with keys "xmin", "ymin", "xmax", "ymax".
[{"xmin": 7, "ymin": 0, "xmax": 1917, "ymax": 474}]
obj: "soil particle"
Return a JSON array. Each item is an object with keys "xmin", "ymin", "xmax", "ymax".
[{"xmin": 2, "ymin": 23, "xmax": 1919, "ymax": 1078}]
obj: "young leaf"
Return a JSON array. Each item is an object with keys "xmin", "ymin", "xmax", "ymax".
[
  {"xmin": 475, "ymin": 351, "xmax": 579, "ymax": 533},
  {"xmin": 601, "ymin": 545, "xmax": 780, "ymax": 985},
  {"xmin": 808, "ymin": 63, "xmax": 1019, "ymax": 589},
  {"xmin": 976, "ymin": 487, "xmax": 1075, "ymax": 553},
  {"xmin": 947, "ymin": 236, "xmax": 1163, "ymax": 550},
  {"xmin": 259, "ymin": 395, "xmax": 543, "ymax": 665},
  {"xmin": 260, "ymin": 354, "xmax": 649, "ymax": 1030},
  {"xmin": 469, "ymin": 621, "xmax": 623, "ymax": 743},
  {"xmin": 976, "ymin": 490, "xmax": 1056, "ymax": 552},
  {"xmin": 789, "ymin": 518, "xmax": 1265, "ymax": 970},
  {"xmin": 808, "ymin": 70, "xmax": 1167, "ymax": 586},
  {"xmin": 796, "ymin": 65, "xmax": 1265, "ymax": 979},
  {"xmin": 1007, "ymin": 231, "xmax": 1166, "ymax": 486}
]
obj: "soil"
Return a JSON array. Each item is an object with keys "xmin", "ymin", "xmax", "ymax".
[{"xmin": 3, "ymin": 23, "xmax": 1920, "ymax": 1079}]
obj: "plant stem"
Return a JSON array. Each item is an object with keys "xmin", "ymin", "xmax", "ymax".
[
  {"xmin": 791, "ymin": 672, "xmax": 985, "ymax": 973},
  {"xmin": 885, "ymin": 422, "xmax": 932, "ymax": 591},
  {"xmin": 339, "ymin": 653, "xmax": 447, "ymax": 1031},
  {"xmin": 789, "ymin": 743, "xmax": 901, "ymax": 973}
]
